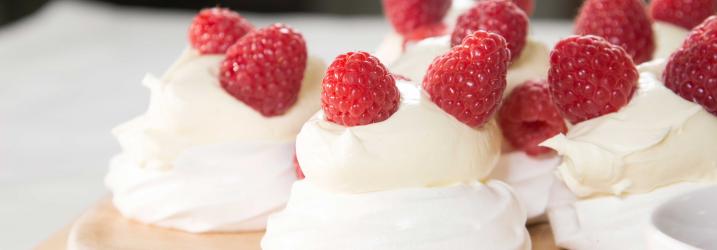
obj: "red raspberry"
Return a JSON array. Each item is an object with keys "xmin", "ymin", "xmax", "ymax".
[
  {"xmin": 498, "ymin": 79, "xmax": 567, "ymax": 156},
  {"xmin": 451, "ymin": 0, "xmax": 528, "ymax": 61},
  {"xmin": 575, "ymin": 0, "xmax": 655, "ymax": 64},
  {"xmin": 293, "ymin": 153, "xmax": 305, "ymax": 180},
  {"xmin": 649, "ymin": 0, "xmax": 717, "ymax": 29},
  {"xmin": 321, "ymin": 52, "xmax": 400, "ymax": 127},
  {"xmin": 664, "ymin": 39, "xmax": 717, "ymax": 116},
  {"xmin": 423, "ymin": 31, "xmax": 510, "ymax": 127},
  {"xmin": 382, "ymin": 0, "xmax": 451, "ymax": 36},
  {"xmin": 220, "ymin": 24, "xmax": 307, "ymax": 117},
  {"xmin": 548, "ymin": 35, "xmax": 639, "ymax": 124},
  {"xmin": 682, "ymin": 16, "xmax": 717, "ymax": 49},
  {"xmin": 188, "ymin": 7, "xmax": 254, "ymax": 54}
]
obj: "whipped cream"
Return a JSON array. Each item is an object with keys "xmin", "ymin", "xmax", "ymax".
[
  {"xmin": 262, "ymin": 180, "xmax": 530, "ymax": 250},
  {"xmin": 388, "ymin": 35, "xmax": 549, "ymax": 96},
  {"xmin": 492, "ymin": 152, "xmax": 560, "ymax": 222},
  {"xmin": 108, "ymin": 48, "xmax": 325, "ymax": 232},
  {"xmin": 548, "ymin": 181, "xmax": 711, "ymax": 250},
  {"xmin": 653, "ymin": 21, "xmax": 689, "ymax": 59},
  {"xmin": 297, "ymin": 81, "xmax": 502, "ymax": 193},
  {"xmin": 115, "ymin": 48, "xmax": 325, "ymax": 170},
  {"xmin": 106, "ymin": 141, "xmax": 295, "ymax": 232},
  {"xmin": 541, "ymin": 59, "xmax": 717, "ymax": 197}
]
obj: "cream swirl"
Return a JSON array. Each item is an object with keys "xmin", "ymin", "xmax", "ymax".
[
  {"xmin": 261, "ymin": 180, "xmax": 530, "ymax": 250},
  {"xmin": 653, "ymin": 21, "xmax": 689, "ymax": 59},
  {"xmin": 388, "ymin": 35, "xmax": 549, "ymax": 96},
  {"xmin": 296, "ymin": 81, "xmax": 502, "ymax": 193},
  {"xmin": 115, "ymin": 49, "xmax": 325, "ymax": 170},
  {"xmin": 541, "ymin": 60, "xmax": 717, "ymax": 197}
]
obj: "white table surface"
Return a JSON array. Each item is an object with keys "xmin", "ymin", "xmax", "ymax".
[{"xmin": 0, "ymin": 1, "xmax": 571, "ymax": 248}]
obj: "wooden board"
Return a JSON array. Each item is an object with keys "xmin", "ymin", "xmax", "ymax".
[
  {"xmin": 39, "ymin": 198, "xmax": 557, "ymax": 250},
  {"xmin": 65, "ymin": 198, "xmax": 263, "ymax": 250}
]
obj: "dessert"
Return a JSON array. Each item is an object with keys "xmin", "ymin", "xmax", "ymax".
[
  {"xmin": 262, "ymin": 32, "xmax": 530, "ymax": 250},
  {"xmin": 543, "ymin": 20, "xmax": 717, "ymax": 248},
  {"xmin": 379, "ymin": 0, "xmax": 557, "ymax": 221},
  {"xmin": 104, "ymin": 8, "xmax": 325, "ymax": 233},
  {"xmin": 649, "ymin": 0, "xmax": 717, "ymax": 59}
]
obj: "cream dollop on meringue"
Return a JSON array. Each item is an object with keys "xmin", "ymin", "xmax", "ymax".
[
  {"xmin": 541, "ymin": 60, "xmax": 717, "ymax": 197},
  {"xmin": 266, "ymin": 78, "xmax": 528, "ymax": 249},
  {"xmin": 296, "ymin": 81, "xmax": 502, "ymax": 193},
  {"xmin": 108, "ymin": 48, "xmax": 325, "ymax": 232},
  {"xmin": 261, "ymin": 180, "xmax": 530, "ymax": 250},
  {"xmin": 114, "ymin": 49, "xmax": 325, "ymax": 170},
  {"xmin": 653, "ymin": 21, "xmax": 689, "ymax": 59},
  {"xmin": 388, "ymin": 35, "xmax": 549, "ymax": 96}
]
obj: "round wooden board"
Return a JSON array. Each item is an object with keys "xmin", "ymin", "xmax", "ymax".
[{"xmin": 63, "ymin": 198, "xmax": 557, "ymax": 250}]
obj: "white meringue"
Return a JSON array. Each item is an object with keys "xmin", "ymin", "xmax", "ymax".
[
  {"xmin": 548, "ymin": 181, "xmax": 711, "ymax": 250},
  {"xmin": 262, "ymin": 180, "xmax": 530, "ymax": 250},
  {"xmin": 106, "ymin": 141, "xmax": 295, "ymax": 232},
  {"xmin": 492, "ymin": 152, "xmax": 560, "ymax": 222}
]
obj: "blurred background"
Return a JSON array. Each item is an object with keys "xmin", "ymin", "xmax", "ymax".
[
  {"xmin": 0, "ymin": 0, "xmax": 583, "ymax": 26},
  {"xmin": 0, "ymin": 0, "xmax": 578, "ymax": 249}
]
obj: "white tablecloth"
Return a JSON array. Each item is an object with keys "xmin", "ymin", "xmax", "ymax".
[{"xmin": 0, "ymin": 1, "xmax": 571, "ymax": 248}]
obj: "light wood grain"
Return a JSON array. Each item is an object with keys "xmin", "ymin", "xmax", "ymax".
[
  {"xmin": 66, "ymin": 198, "xmax": 262, "ymax": 250},
  {"xmin": 39, "ymin": 198, "xmax": 557, "ymax": 250}
]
